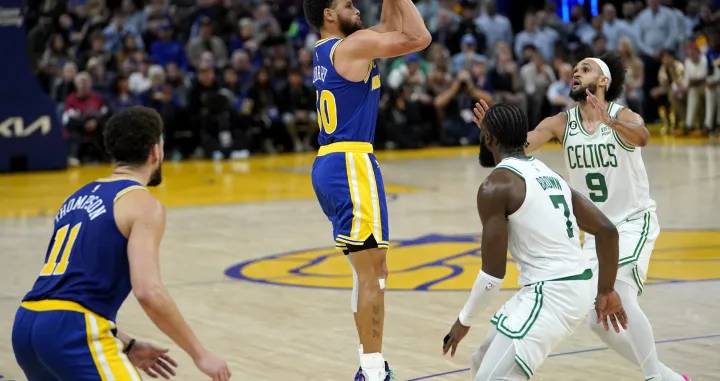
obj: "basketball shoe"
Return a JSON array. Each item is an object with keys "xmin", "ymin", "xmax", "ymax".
[{"xmin": 354, "ymin": 361, "xmax": 395, "ymax": 381}]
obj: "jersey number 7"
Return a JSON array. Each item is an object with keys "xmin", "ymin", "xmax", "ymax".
[{"xmin": 39, "ymin": 223, "xmax": 83, "ymax": 276}]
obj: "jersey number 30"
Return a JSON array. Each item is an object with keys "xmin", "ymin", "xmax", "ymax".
[
  {"xmin": 39, "ymin": 223, "xmax": 83, "ymax": 276},
  {"xmin": 316, "ymin": 90, "xmax": 337, "ymax": 134}
]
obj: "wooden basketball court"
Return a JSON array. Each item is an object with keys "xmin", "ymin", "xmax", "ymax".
[{"xmin": 1, "ymin": 136, "xmax": 719, "ymax": 380}]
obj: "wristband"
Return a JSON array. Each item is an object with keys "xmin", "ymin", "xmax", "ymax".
[
  {"xmin": 458, "ymin": 270, "xmax": 503, "ymax": 326},
  {"xmin": 123, "ymin": 338, "xmax": 136, "ymax": 354}
]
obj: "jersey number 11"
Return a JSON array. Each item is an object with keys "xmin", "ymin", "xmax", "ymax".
[{"xmin": 39, "ymin": 223, "xmax": 83, "ymax": 276}]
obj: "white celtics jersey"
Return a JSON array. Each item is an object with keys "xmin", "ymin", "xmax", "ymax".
[
  {"xmin": 561, "ymin": 102, "xmax": 656, "ymax": 226},
  {"xmin": 496, "ymin": 157, "xmax": 592, "ymax": 286}
]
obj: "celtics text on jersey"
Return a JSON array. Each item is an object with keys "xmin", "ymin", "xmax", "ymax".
[{"xmin": 561, "ymin": 102, "xmax": 656, "ymax": 225}]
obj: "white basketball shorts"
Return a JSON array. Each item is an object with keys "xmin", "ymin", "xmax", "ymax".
[
  {"xmin": 584, "ymin": 210, "xmax": 660, "ymax": 294},
  {"xmin": 489, "ymin": 273, "xmax": 595, "ymax": 379}
]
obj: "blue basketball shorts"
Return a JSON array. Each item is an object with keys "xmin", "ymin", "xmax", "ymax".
[
  {"xmin": 12, "ymin": 299, "xmax": 142, "ymax": 381},
  {"xmin": 311, "ymin": 142, "xmax": 389, "ymax": 250}
]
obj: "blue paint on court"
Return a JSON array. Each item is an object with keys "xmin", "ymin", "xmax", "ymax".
[{"xmin": 407, "ymin": 333, "xmax": 720, "ymax": 380}]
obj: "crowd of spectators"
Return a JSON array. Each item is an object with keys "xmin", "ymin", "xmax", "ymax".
[{"xmin": 24, "ymin": 0, "xmax": 720, "ymax": 165}]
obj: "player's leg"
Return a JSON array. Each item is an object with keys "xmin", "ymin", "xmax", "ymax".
[
  {"xmin": 347, "ymin": 241, "xmax": 389, "ymax": 380},
  {"xmin": 587, "ymin": 289, "xmax": 686, "ymax": 381},
  {"xmin": 588, "ymin": 212, "xmax": 687, "ymax": 381},
  {"xmin": 319, "ymin": 151, "xmax": 391, "ymax": 380},
  {"xmin": 470, "ymin": 326, "xmax": 499, "ymax": 380},
  {"xmin": 11, "ymin": 307, "xmax": 60, "ymax": 381},
  {"xmin": 348, "ymin": 153, "xmax": 392, "ymax": 380},
  {"xmin": 473, "ymin": 334, "xmax": 528, "ymax": 381}
]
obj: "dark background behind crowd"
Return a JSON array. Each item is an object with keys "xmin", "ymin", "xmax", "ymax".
[{"xmin": 22, "ymin": 0, "xmax": 720, "ymax": 165}]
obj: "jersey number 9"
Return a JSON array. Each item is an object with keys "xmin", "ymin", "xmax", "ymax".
[{"xmin": 316, "ymin": 90, "xmax": 337, "ymax": 134}]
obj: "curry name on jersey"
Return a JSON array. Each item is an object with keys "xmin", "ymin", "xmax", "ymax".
[
  {"xmin": 312, "ymin": 36, "xmax": 382, "ymax": 146},
  {"xmin": 22, "ymin": 179, "xmax": 143, "ymax": 322},
  {"xmin": 561, "ymin": 102, "xmax": 656, "ymax": 225},
  {"xmin": 496, "ymin": 157, "xmax": 590, "ymax": 286}
]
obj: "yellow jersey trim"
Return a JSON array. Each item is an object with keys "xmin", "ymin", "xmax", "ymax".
[
  {"xmin": 21, "ymin": 299, "xmax": 95, "ymax": 315},
  {"xmin": 315, "ymin": 37, "xmax": 339, "ymax": 47},
  {"xmin": 95, "ymin": 176, "xmax": 140, "ymax": 183},
  {"xmin": 329, "ymin": 39, "xmax": 344, "ymax": 66},
  {"xmin": 363, "ymin": 61, "xmax": 374, "ymax": 83},
  {"xmin": 113, "ymin": 185, "xmax": 147, "ymax": 204},
  {"xmin": 317, "ymin": 142, "xmax": 373, "ymax": 156}
]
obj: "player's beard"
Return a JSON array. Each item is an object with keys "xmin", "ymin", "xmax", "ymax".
[
  {"xmin": 147, "ymin": 164, "xmax": 163, "ymax": 187},
  {"xmin": 338, "ymin": 14, "xmax": 363, "ymax": 36},
  {"xmin": 569, "ymin": 82, "xmax": 598, "ymax": 102},
  {"xmin": 478, "ymin": 137, "xmax": 496, "ymax": 168}
]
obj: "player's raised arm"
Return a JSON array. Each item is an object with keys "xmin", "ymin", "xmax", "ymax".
[
  {"xmin": 340, "ymin": 0, "xmax": 430, "ymax": 60},
  {"xmin": 472, "ymin": 101, "xmax": 565, "ymax": 153},
  {"xmin": 524, "ymin": 112, "xmax": 566, "ymax": 153},
  {"xmin": 368, "ymin": 0, "xmax": 402, "ymax": 33},
  {"xmin": 570, "ymin": 189, "xmax": 627, "ymax": 333},
  {"xmin": 118, "ymin": 191, "xmax": 231, "ymax": 381}
]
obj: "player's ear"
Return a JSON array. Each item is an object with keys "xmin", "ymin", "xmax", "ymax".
[
  {"xmin": 151, "ymin": 143, "xmax": 161, "ymax": 165},
  {"xmin": 324, "ymin": 7, "xmax": 335, "ymax": 23},
  {"xmin": 599, "ymin": 75, "xmax": 610, "ymax": 88}
]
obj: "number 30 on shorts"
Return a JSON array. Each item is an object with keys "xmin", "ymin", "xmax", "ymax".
[{"xmin": 316, "ymin": 90, "xmax": 337, "ymax": 134}]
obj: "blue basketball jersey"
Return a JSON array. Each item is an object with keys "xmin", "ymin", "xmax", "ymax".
[
  {"xmin": 22, "ymin": 178, "xmax": 145, "ymax": 322},
  {"xmin": 313, "ymin": 36, "xmax": 382, "ymax": 145}
]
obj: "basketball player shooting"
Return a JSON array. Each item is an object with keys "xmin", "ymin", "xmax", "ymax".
[
  {"xmin": 442, "ymin": 103, "xmax": 627, "ymax": 380},
  {"xmin": 303, "ymin": 0, "xmax": 430, "ymax": 379},
  {"xmin": 473, "ymin": 52, "xmax": 691, "ymax": 381}
]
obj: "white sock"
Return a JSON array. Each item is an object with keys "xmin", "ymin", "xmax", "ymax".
[
  {"xmin": 360, "ymin": 352, "xmax": 386, "ymax": 381},
  {"xmin": 588, "ymin": 281, "xmax": 685, "ymax": 381}
]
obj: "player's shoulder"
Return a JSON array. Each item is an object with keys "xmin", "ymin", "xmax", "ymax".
[
  {"xmin": 478, "ymin": 166, "xmax": 527, "ymax": 215},
  {"xmin": 113, "ymin": 186, "xmax": 165, "ymax": 236},
  {"xmin": 615, "ymin": 106, "xmax": 643, "ymax": 124},
  {"xmin": 118, "ymin": 188, "xmax": 163, "ymax": 216},
  {"xmin": 480, "ymin": 166, "xmax": 522, "ymax": 197}
]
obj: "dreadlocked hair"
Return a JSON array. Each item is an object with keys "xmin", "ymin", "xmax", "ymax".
[
  {"xmin": 482, "ymin": 103, "xmax": 529, "ymax": 150},
  {"xmin": 303, "ymin": 0, "xmax": 335, "ymax": 30},
  {"xmin": 599, "ymin": 51, "xmax": 626, "ymax": 102}
]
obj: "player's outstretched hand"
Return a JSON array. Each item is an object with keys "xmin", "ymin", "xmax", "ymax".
[
  {"xmin": 194, "ymin": 352, "xmax": 231, "ymax": 381},
  {"xmin": 585, "ymin": 88, "xmax": 612, "ymax": 126},
  {"xmin": 595, "ymin": 290, "xmax": 628, "ymax": 333},
  {"xmin": 127, "ymin": 341, "xmax": 178, "ymax": 379},
  {"xmin": 442, "ymin": 318, "xmax": 470, "ymax": 358},
  {"xmin": 472, "ymin": 100, "xmax": 490, "ymax": 127}
]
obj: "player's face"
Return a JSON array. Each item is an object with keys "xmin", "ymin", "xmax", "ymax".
[
  {"xmin": 478, "ymin": 127, "xmax": 496, "ymax": 168},
  {"xmin": 334, "ymin": 0, "xmax": 363, "ymax": 36},
  {"xmin": 147, "ymin": 139, "xmax": 164, "ymax": 187},
  {"xmin": 569, "ymin": 61, "xmax": 600, "ymax": 102}
]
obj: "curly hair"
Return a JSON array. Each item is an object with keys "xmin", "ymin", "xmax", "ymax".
[
  {"xmin": 482, "ymin": 103, "xmax": 529, "ymax": 151},
  {"xmin": 598, "ymin": 52, "xmax": 626, "ymax": 102},
  {"xmin": 303, "ymin": 0, "xmax": 335, "ymax": 30},
  {"xmin": 103, "ymin": 106, "xmax": 163, "ymax": 166}
]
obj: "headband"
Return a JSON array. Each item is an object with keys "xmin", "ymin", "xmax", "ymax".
[{"xmin": 588, "ymin": 57, "xmax": 611, "ymax": 87}]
